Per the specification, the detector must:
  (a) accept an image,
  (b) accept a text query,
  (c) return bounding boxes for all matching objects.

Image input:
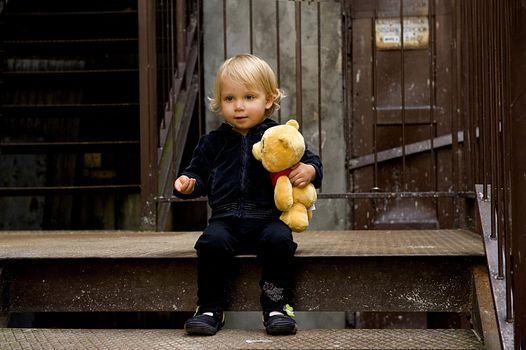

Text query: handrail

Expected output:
[153,0,202,231]
[464,1,521,348]
[155,191,476,203]
[476,184,512,350]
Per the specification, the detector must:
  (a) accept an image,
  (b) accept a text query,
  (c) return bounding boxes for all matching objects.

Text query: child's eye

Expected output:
[245,95,255,100]
[224,96,234,102]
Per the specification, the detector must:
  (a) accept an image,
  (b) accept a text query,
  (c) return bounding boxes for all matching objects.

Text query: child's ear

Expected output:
[265,96,274,110]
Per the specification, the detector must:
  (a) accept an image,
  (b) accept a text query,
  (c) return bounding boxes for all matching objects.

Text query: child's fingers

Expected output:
[289,163,314,187]
[174,178,183,192]
[288,163,302,179]
[175,176,195,194]
[187,178,196,191]
[289,171,306,188]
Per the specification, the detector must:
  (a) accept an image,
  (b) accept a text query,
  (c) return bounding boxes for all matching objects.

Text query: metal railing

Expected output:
[462,0,523,348]
[138,0,203,229]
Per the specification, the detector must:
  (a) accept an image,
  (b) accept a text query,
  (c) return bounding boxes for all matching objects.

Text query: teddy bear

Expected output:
[252,119,317,232]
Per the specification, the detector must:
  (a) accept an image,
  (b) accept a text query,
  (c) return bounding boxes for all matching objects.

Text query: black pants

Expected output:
[194,217,297,313]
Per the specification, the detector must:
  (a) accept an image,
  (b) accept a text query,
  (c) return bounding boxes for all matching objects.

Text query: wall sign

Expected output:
[375,17,429,50]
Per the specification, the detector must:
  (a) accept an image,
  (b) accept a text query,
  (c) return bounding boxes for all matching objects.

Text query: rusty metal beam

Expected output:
[349,131,465,170]
[472,265,502,350]
[156,191,475,203]
[138,0,158,230]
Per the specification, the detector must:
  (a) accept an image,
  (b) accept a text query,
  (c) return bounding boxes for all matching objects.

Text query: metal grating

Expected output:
[0,229,484,259]
[0,328,482,350]
[294,230,484,257]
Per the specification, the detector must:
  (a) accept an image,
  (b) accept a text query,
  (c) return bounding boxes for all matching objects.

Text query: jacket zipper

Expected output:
[238,135,250,216]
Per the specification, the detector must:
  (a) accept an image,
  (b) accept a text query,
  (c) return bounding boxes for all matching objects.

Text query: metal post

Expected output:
[138,0,158,230]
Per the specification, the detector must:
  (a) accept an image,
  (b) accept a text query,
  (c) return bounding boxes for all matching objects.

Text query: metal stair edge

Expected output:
[0,328,482,350]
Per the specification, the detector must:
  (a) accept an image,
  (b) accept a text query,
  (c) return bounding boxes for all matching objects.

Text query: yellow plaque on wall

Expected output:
[375,17,429,50]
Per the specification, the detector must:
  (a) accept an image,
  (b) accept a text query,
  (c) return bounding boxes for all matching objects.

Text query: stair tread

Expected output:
[0,328,482,349]
[0,229,484,259]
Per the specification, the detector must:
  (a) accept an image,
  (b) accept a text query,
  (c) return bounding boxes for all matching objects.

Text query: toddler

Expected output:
[174,54,323,336]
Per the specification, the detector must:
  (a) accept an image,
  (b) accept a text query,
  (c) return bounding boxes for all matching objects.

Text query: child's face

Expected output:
[220,77,273,135]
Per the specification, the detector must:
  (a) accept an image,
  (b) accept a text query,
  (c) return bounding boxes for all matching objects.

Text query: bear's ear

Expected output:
[286,119,299,130]
[252,141,263,160]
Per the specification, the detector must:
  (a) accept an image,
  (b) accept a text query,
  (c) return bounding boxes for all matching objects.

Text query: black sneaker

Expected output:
[263,305,297,335]
[184,309,225,336]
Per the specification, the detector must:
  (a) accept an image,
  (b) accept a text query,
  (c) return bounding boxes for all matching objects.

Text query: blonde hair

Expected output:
[209,54,284,117]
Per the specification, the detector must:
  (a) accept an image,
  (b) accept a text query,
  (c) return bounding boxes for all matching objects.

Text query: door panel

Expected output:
[346,0,460,229]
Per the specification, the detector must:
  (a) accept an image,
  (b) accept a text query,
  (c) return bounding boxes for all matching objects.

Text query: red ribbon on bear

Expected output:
[270,168,293,187]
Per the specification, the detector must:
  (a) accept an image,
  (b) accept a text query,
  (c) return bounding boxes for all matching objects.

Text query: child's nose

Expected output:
[234,100,244,110]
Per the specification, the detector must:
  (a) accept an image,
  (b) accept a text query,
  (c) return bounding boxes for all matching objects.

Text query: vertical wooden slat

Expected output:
[176,0,186,67]
[399,0,406,188]
[138,0,158,229]
[429,0,437,193]
[372,0,379,190]
[429,0,439,218]
[317,2,323,164]
[295,1,303,126]
[197,0,204,135]
[223,0,227,59]
[249,0,253,54]
[451,0,460,227]
[276,0,282,123]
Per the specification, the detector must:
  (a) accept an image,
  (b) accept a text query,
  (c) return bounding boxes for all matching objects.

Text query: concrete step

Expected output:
[0,328,482,349]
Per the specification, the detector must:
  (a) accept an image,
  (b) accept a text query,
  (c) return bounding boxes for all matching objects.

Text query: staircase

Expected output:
[0,0,141,229]
[0,1,499,349]
[0,229,491,349]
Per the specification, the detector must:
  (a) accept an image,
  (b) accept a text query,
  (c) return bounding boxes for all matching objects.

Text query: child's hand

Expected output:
[174,175,196,194]
[289,162,315,188]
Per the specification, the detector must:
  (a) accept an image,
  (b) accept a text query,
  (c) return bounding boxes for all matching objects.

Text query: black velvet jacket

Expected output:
[174,118,323,220]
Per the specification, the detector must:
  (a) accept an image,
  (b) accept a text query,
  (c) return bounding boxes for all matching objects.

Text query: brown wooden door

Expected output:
[345,0,465,229]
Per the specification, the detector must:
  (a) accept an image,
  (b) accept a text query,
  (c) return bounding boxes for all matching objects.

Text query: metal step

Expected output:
[0,229,484,259]
[0,230,485,314]
[0,328,482,349]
